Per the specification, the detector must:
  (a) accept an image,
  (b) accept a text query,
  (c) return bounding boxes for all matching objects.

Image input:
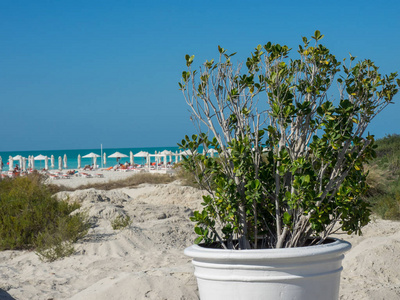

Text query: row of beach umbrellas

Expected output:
[1,154,67,172]
[0,149,218,172]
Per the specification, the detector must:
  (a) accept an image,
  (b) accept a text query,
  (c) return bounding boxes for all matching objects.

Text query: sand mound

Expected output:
[338,219,400,299]
[0,182,399,299]
[0,182,202,299]
[121,181,206,211]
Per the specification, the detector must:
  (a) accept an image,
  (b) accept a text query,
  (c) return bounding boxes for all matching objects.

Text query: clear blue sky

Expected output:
[1,0,399,151]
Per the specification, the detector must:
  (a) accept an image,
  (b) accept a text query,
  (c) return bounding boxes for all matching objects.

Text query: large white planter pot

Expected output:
[184,238,351,300]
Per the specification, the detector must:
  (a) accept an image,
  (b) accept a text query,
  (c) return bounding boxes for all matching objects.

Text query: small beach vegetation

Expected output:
[111,215,132,230]
[179,31,400,249]
[366,134,400,220]
[0,174,89,261]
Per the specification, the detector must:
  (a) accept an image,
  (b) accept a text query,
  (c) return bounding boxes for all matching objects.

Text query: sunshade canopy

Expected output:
[134,151,149,157]
[82,152,101,158]
[34,154,47,160]
[108,152,128,158]
[160,150,173,155]
[180,150,197,156]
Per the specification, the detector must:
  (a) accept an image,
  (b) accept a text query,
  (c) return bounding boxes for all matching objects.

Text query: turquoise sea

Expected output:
[0,146,182,171]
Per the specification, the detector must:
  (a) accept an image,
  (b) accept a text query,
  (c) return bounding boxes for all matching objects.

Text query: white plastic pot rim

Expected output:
[184,238,351,262]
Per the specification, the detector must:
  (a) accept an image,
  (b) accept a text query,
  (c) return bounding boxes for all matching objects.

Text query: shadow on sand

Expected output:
[0,289,16,300]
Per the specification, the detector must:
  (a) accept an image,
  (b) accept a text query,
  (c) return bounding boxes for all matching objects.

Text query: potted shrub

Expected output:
[178,31,399,300]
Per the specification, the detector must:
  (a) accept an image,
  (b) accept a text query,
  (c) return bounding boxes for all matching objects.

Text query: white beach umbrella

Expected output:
[103,152,106,166]
[207,148,218,157]
[134,151,150,165]
[130,151,134,165]
[27,156,31,170]
[44,156,48,170]
[160,150,173,155]
[21,157,26,171]
[51,155,55,169]
[34,154,46,160]
[82,152,101,158]
[108,152,128,163]
[31,155,35,170]
[180,149,197,156]
[175,151,179,163]
[9,156,13,171]
[63,154,67,169]
[82,152,100,167]
[58,156,62,171]
[160,150,173,165]
[0,156,2,172]
[77,154,81,169]
[134,151,150,157]
[93,156,97,169]
[34,154,46,169]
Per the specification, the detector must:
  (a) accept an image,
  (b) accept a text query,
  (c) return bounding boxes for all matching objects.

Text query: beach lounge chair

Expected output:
[49,174,60,180]
[79,172,92,178]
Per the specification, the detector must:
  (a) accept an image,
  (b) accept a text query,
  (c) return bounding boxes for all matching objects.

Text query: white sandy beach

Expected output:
[0,172,399,299]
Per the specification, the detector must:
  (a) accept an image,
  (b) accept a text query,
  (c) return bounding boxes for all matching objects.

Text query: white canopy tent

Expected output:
[14,155,23,169]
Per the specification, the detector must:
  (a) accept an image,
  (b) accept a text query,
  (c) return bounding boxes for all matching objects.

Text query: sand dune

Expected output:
[0,181,399,299]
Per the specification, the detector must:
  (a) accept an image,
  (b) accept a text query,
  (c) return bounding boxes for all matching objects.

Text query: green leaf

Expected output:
[283,212,291,225]
[194,226,202,235]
